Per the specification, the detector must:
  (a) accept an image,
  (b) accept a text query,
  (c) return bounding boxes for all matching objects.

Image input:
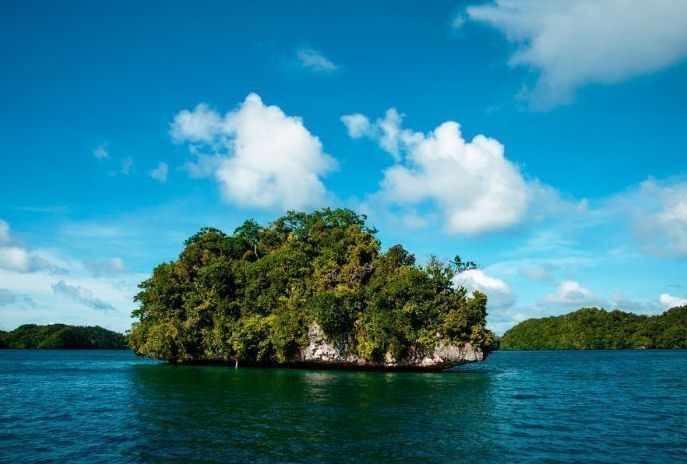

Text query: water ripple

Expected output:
[0,349,686,463]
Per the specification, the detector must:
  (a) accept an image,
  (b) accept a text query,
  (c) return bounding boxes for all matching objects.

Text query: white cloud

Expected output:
[341,113,373,139]
[659,293,687,309]
[609,292,687,314]
[538,280,607,311]
[0,289,34,309]
[0,221,67,274]
[295,48,338,73]
[451,14,466,29]
[150,162,169,183]
[609,293,661,314]
[0,247,31,272]
[342,109,409,160]
[121,156,133,175]
[172,93,336,210]
[183,153,223,179]
[83,258,125,277]
[51,280,115,312]
[0,220,10,247]
[171,103,222,144]
[610,178,687,258]
[519,265,552,281]
[489,256,598,279]
[93,145,109,160]
[0,220,9,243]
[468,0,687,108]
[634,180,687,257]
[0,246,61,274]
[343,108,569,234]
[455,269,515,308]
[0,220,146,331]
[489,290,686,335]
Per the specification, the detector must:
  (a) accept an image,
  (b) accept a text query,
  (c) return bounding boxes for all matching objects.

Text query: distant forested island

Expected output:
[500,306,687,350]
[129,208,495,369]
[0,324,127,349]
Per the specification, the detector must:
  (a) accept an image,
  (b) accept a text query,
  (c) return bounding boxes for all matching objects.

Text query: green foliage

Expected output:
[129,208,494,364]
[311,293,353,337]
[0,324,126,349]
[500,306,687,350]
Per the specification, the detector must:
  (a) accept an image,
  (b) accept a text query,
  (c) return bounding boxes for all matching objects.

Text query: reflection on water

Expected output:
[126,364,497,462]
[1,350,686,463]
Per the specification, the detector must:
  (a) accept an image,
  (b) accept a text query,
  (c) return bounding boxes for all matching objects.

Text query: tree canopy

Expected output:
[129,208,494,364]
[500,306,687,350]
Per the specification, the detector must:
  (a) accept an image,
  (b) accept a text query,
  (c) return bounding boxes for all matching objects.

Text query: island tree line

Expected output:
[500,306,687,350]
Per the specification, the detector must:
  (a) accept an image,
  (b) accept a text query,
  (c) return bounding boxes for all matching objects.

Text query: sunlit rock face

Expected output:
[298,324,485,371]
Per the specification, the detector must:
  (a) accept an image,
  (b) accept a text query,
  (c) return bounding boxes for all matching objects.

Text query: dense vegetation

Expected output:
[129,208,494,364]
[0,324,127,349]
[500,306,687,350]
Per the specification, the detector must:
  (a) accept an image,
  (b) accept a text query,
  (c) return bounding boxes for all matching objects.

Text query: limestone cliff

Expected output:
[296,324,485,371]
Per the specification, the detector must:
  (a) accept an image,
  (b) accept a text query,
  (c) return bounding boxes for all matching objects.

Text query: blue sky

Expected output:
[1,0,686,334]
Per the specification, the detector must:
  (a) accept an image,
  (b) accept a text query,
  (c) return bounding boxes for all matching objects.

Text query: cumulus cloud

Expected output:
[172,93,336,210]
[609,292,687,314]
[171,103,222,144]
[0,288,34,309]
[659,293,687,309]
[0,247,32,272]
[150,162,169,183]
[93,145,109,160]
[343,107,570,234]
[0,221,65,274]
[295,48,339,73]
[183,153,223,179]
[538,280,607,311]
[51,280,115,312]
[455,269,516,308]
[340,113,374,139]
[0,246,62,273]
[467,0,687,108]
[83,258,125,277]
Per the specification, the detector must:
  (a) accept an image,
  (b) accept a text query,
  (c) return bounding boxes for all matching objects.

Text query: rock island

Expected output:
[129,209,494,370]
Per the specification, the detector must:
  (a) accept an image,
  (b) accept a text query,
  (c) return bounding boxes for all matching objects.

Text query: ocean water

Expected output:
[0,350,685,463]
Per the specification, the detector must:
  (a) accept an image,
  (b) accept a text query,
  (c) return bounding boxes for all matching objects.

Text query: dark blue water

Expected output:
[0,350,685,463]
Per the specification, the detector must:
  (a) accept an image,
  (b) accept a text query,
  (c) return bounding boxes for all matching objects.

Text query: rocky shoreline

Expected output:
[176,323,487,371]
[299,323,485,371]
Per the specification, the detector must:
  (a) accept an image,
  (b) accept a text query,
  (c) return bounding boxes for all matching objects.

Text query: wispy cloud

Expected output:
[121,156,134,175]
[93,144,109,160]
[0,288,34,309]
[0,220,67,274]
[51,280,115,312]
[295,47,339,73]
[150,162,169,183]
[83,257,125,277]
[0,220,9,243]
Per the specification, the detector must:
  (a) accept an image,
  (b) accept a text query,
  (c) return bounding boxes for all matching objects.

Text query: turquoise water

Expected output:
[0,350,685,463]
